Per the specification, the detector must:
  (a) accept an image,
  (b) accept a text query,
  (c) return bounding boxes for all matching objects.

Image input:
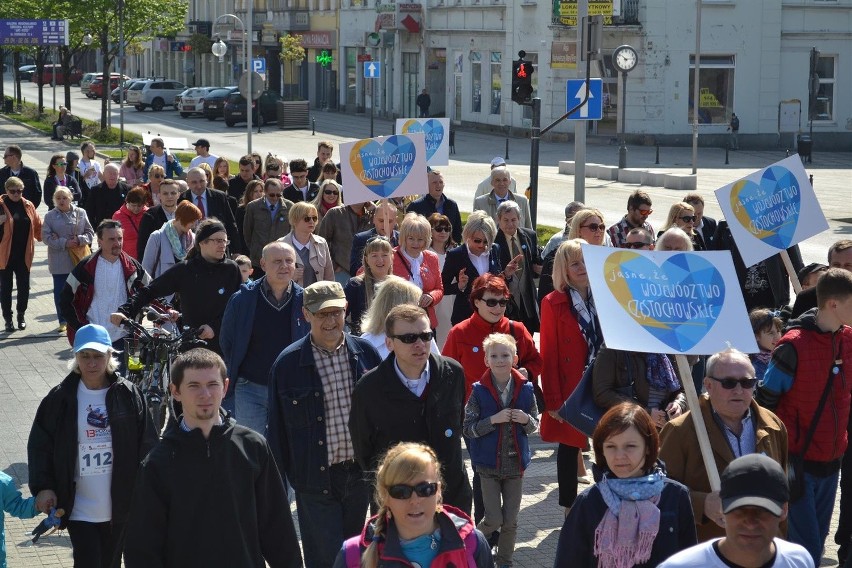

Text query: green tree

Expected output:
[278,34,305,100]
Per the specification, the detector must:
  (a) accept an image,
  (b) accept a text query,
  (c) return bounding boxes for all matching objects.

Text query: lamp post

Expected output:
[212,13,251,154]
[119,0,126,146]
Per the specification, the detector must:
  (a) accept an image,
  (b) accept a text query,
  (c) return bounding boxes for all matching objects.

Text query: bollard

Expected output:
[725,145,729,165]
[505,137,509,161]
[655,144,660,165]
[809,174,813,188]
[786,149,790,157]
[312,117,316,136]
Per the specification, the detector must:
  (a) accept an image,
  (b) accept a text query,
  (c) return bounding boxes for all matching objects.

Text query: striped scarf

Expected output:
[568,286,602,365]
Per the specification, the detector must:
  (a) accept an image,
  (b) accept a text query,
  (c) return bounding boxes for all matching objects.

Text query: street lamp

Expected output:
[83,33,92,46]
[212,13,251,154]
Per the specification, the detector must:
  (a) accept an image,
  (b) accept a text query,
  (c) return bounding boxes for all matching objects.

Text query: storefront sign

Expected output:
[553,0,616,26]
[295,31,337,49]
[551,42,577,69]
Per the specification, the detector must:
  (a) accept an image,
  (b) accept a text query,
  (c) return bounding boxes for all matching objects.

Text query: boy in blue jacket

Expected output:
[463,333,539,568]
[1,471,40,568]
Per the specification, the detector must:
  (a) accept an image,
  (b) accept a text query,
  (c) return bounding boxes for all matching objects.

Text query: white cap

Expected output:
[490,156,507,167]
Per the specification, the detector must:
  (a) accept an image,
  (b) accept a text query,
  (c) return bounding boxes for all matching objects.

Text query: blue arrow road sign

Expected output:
[252,58,266,74]
[364,61,381,79]
[566,79,603,121]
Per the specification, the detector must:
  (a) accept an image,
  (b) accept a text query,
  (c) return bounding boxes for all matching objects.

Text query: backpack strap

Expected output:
[343,535,362,568]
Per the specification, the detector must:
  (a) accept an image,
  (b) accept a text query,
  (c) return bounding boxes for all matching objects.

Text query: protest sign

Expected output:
[396,118,450,166]
[715,154,828,267]
[339,133,429,204]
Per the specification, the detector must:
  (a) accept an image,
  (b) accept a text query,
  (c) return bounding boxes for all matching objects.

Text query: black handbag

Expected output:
[788,360,839,502]
[557,352,635,438]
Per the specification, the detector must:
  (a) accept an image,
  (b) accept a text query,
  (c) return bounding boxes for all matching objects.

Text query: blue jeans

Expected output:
[235,377,268,437]
[788,469,840,566]
[295,461,370,568]
[52,273,68,324]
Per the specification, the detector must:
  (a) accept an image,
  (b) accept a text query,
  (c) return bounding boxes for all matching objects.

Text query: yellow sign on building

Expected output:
[554,0,614,26]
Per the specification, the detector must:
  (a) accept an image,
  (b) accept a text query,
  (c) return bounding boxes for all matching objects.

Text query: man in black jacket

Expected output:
[136,179,181,259]
[124,349,302,568]
[283,158,319,203]
[350,304,473,515]
[406,169,463,244]
[179,167,239,248]
[1,144,42,207]
[85,163,129,229]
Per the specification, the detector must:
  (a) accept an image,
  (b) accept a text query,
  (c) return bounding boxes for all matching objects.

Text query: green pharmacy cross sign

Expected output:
[317,50,333,67]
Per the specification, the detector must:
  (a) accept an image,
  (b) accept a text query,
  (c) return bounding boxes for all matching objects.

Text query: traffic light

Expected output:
[511,59,534,104]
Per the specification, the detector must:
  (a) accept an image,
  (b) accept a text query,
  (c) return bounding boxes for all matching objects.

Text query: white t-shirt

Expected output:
[86,256,128,342]
[79,159,102,189]
[190,154,218,169]
[659,538,814,568]
[70,382,113,522]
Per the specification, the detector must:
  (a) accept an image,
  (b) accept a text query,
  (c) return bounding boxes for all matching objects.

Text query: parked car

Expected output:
[89,74,131,99]
[177,87,217,118]
[203,86,238,121]
[17,65,37,80]
[223,90,283,127]
[127,79,186,111]
[110,79,140,104]
[80,72,99,96]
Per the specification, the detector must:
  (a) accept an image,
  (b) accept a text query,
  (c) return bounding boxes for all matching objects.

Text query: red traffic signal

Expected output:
[511,60,534,104]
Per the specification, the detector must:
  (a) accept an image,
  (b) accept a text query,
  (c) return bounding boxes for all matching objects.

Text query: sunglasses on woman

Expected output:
[56,161,67,167]
[390,331,434,344]
[303,215,319,223]
[267,165,280,171]
[432,226,450,233]
[679,215,697,223]
[387,481,439,500]
[323,189,339,196]
[482,298,509,307]
[708,376,757,390]
[581,223,606,232]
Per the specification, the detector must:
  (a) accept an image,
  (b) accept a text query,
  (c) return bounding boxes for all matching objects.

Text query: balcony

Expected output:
[551,0,640,27]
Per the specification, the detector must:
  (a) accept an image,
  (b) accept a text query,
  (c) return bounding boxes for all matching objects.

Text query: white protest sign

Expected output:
[395,118,450,166]
[714,154,829,267]
[339,134,429,204]
[583,245,758,355]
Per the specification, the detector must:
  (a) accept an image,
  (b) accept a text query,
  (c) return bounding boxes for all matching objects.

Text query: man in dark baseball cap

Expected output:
[660,454,813,568]
[190,138,218,170]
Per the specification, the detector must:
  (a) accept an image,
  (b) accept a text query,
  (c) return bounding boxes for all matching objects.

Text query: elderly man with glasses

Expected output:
[659,348,788,543]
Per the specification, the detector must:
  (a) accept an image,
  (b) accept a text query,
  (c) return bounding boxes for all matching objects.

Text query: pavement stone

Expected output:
[1,112,850,567]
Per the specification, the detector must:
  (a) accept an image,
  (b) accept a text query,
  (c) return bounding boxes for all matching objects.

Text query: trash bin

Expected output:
[3,97,13,114]
[797,135,812,162]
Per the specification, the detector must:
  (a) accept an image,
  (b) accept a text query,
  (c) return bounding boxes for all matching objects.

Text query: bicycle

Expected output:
[120,309,205,433]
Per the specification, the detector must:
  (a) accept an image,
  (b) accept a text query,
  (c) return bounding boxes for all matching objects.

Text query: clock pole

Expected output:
[619,70,628,169]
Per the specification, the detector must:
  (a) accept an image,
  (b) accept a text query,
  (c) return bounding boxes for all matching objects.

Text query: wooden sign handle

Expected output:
[779,250,803,295]
[674,354,721,491]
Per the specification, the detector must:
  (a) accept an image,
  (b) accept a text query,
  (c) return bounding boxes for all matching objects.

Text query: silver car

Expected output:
[80,72,98,96]
[127,79,187,111]
[177,87,217,118]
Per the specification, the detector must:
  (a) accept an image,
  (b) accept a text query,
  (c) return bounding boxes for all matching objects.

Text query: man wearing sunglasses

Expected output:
[624,227,655,250]
[0,144,42,207]
[659,348,787,543]
[607,190,655,249]
[268,281,382,568]
[350,304,473,516]
[242,178,293,273]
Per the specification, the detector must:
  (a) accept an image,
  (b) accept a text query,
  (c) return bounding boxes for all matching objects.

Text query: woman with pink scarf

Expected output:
[554,402,696,567]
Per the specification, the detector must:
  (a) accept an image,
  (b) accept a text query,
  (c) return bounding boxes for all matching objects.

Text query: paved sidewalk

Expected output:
[1,113,850,566]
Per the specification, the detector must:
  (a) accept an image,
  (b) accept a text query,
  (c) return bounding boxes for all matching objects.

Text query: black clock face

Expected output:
[614,46,637,72]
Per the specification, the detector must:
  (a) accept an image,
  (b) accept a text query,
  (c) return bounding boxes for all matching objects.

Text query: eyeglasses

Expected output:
[204,238,230,246]
[471,238,486,245]
[433,226,450,233]
[267,165,280,171]
[481,298,509,307]
[6,189,23,194]
[311,309,344,320]
[625,241,651,249]
[388,481,439,500]
[323,189,339,196]
[637,208,653,216]
[303,215,319,223]
[708,376,758,390]
[390,331,434,344]
[56,161,67,166]
[679,216,697,223]
[581,223,606,232]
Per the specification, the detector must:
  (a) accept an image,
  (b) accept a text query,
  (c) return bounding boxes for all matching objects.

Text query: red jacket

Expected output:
[112,203,148,260]
[443,312,543,403]
[539,289,588,448]
[392,247,444,328]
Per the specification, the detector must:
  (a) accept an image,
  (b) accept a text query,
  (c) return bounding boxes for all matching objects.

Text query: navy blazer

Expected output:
[406,194,463,244]
[179,188,239,248]
[267,334,382,494]
[441,243,504,325]
[349,228,399,276]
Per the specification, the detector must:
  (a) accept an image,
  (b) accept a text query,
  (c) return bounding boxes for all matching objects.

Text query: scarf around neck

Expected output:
[594,470,664,568]
[164,221,190,261]
[644,354,680,392]
[568,286,601,365]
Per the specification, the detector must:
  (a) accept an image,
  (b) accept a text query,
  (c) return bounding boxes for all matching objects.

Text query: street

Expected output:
[1,76,851,566]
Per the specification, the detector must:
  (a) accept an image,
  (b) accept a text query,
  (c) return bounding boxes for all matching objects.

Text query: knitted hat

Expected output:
[195,220,227,243]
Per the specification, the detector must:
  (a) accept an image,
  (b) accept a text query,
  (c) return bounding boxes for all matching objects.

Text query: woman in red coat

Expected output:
[443,273,542,403]
[393,212,444,329]
[111,187,149,260]
[540,238,603,514]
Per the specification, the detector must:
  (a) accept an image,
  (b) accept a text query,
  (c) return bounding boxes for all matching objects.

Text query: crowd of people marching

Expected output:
[0,138,851,568]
